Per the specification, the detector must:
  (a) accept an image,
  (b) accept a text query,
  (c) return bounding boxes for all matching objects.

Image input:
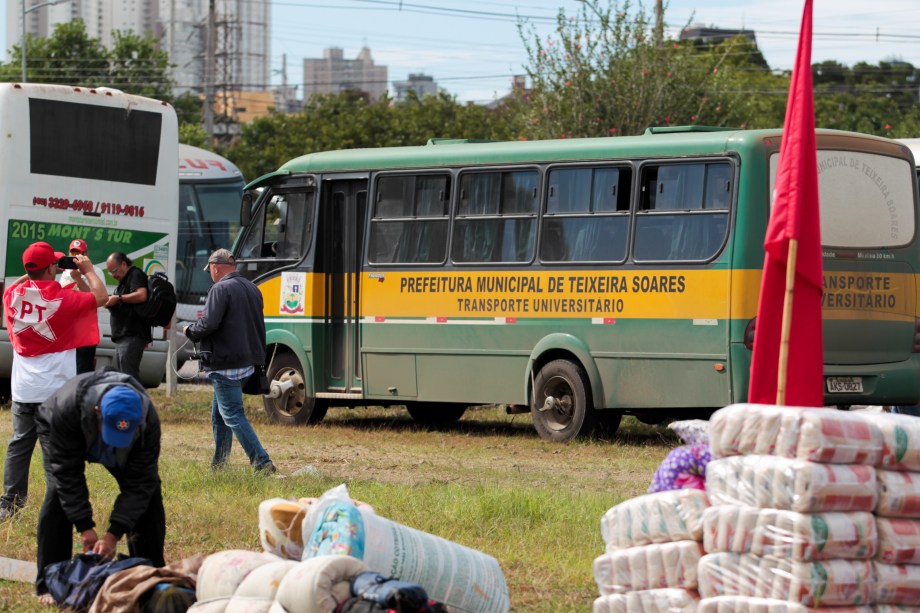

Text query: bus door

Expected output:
[318,178,368,393]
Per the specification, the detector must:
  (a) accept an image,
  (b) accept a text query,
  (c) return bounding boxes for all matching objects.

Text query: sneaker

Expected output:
[254,461,277,475]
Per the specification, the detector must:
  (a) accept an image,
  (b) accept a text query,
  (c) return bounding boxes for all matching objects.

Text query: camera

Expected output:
[57,256,78,269]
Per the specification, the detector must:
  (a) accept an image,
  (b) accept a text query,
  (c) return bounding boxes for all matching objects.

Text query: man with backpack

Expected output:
[34,369,165,603]
[104,252,151,381]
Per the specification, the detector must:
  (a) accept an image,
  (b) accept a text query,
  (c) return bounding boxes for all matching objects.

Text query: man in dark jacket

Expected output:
[34,369,165,599]
[104,252,151,380]
[184,248,275,473]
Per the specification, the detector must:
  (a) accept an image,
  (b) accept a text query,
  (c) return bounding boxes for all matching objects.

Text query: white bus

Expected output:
[0,83,179,391]
[175,144,245,363]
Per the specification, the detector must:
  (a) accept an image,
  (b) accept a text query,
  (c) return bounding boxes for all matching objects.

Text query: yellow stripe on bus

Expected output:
[257,269,917,322]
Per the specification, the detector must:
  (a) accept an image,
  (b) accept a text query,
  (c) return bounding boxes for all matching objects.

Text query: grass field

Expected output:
[0,384,677,612]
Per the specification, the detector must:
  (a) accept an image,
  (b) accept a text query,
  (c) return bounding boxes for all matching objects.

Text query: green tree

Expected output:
[0,20,174,97]
[518,0,741,139]
[0,20,107,84]
[226,90,519,179]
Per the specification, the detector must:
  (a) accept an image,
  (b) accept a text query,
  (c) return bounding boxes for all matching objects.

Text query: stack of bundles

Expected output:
[700,404,882,611]
[592,488,708,612]
[869,412,920,607]
[260,485,512,613]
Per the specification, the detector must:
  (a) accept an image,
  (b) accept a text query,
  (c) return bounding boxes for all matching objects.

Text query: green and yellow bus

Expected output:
[234,127,919,442]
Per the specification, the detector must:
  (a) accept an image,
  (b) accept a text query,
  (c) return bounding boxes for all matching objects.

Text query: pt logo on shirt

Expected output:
[9,281,63,341]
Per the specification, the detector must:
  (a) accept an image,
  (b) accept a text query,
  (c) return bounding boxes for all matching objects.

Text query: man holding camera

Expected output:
[0,242,107,521]
[59,239,107,374]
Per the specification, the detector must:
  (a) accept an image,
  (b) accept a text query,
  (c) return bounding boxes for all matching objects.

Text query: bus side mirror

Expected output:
[240,192,255,226]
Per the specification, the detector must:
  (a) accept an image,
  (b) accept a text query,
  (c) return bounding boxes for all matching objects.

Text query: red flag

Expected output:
[748,0,824,407]
[4,280,100,357]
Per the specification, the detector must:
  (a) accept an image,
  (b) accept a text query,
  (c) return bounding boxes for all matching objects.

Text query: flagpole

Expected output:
[776,238,798,405]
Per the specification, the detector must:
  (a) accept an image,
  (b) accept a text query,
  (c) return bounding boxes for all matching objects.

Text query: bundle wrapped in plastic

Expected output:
[698,553,873,607]
[592,540,704,595]
[706,455,878,513]
[697,596,871,612]
[702,505,877,561]
[868,412,920,472]
[709,405,882,465]
[592,588,700,613]
[601,489,709,550]
[877,518,920,564]
[301,484,510,613]
[874,562,920,605]
[260,497,376,561]
[877,470,920,518]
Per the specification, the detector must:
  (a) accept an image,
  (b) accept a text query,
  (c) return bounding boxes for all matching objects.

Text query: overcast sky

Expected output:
[2,0,918,103]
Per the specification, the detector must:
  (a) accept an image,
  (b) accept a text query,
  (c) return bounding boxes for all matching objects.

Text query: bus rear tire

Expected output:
[405,402,467,426]
[264,352,327,425]
[531,359,595,443]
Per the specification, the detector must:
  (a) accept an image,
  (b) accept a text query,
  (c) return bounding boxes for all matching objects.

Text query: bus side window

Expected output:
[369,174,450,265]
[635,161,731,262]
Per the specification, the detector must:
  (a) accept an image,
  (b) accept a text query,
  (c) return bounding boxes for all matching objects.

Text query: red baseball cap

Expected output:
[22,242,64,271]
[69,239,88,253]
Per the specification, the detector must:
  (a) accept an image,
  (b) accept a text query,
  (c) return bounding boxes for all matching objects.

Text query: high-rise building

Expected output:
[393,73,437,102]
[7,0,270,95]
[303,47,388,102]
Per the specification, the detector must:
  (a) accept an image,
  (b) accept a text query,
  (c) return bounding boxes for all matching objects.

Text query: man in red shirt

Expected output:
[0,242,107,521]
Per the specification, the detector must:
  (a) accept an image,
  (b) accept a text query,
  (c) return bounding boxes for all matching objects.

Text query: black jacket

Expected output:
[109,266,152,343]
[35,370,161,538]
[184,271,266,370]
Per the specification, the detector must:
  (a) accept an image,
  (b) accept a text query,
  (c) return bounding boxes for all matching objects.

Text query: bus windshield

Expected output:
[176,180,244,314]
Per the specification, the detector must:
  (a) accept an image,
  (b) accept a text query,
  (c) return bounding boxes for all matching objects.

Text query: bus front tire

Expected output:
[531,359,595,443]
[263,353,327,425]
[405,402,467,426]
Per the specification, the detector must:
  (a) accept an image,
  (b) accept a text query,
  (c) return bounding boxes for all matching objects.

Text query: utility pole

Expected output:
[654,0,664,47]
[203,0,215,138]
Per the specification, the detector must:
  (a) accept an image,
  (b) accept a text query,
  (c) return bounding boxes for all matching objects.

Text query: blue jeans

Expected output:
[1,402,41,510]
[893,405,920,417]
[209,373,271,469]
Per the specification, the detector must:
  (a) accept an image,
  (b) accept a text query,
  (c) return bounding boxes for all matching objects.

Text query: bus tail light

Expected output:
[913,317,920,353]
[744,318,756,350]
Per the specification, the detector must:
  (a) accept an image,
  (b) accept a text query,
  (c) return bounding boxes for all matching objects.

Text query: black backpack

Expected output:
[133,272,177,327]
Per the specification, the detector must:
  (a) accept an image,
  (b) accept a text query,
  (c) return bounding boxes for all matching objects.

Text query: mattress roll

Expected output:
[877,518,920,564]
[594,541,704,595]
[874,562,920,605]
[591,589,700,613]
[232,560,299,601]
[196,550,284,602]
[274,555,369,613]
[877,469,920,517]
[601,488,709,550]
[706,456,878,513]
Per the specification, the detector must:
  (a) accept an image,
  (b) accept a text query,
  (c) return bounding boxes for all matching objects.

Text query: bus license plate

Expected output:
[826,376,864,393]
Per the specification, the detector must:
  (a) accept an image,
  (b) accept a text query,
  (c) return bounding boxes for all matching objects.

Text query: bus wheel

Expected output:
[405,403,467,426]
[531,359,595,443]
[264,353,327,425]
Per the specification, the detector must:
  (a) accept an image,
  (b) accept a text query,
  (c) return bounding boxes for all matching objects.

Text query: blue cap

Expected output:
[100,386,143,448]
